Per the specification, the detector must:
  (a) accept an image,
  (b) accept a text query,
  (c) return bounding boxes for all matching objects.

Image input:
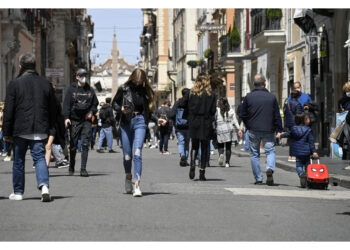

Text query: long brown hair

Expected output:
[124,68,156,111]
[219,97,230,118]
[190,74,212,97]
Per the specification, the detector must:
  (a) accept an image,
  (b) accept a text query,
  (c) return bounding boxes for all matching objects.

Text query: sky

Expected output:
[87,9,143,66]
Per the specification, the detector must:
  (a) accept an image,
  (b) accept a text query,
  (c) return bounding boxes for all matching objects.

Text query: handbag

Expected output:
[330,121,345,143]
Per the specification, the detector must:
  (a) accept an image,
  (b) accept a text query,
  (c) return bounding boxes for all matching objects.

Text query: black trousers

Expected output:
[159,126,169,151]
[218,141,232,164]
[191,139,209,169]
[70,120,92,170]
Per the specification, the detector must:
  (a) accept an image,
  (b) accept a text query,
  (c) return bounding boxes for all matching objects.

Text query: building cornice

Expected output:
[286,40,306,53]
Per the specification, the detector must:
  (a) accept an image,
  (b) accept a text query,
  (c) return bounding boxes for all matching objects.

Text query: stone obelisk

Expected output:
[111,31,119,98]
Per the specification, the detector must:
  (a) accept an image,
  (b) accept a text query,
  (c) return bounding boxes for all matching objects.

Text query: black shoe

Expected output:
[96,149,104,153]
[189,165,195,179]
[109,149,117,153]
[199,169,206,181]
[69,168,74,176]
[189,149,198,179]
[300,172,307,188]
[80,169,89,177]
[180,155,187,167]
[266,169,274,186]
[56,161,69,169]
[254,180,263,185]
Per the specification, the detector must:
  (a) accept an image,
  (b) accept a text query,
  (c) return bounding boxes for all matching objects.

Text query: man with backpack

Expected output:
[156,100,173,154]
[62,68,99,177]
[97,97,116,153]
[171,88,190,166]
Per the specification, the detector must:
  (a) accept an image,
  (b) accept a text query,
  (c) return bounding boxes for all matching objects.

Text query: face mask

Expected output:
[79,77,86,84]
[295,88,301,92]
[346,92,350,97]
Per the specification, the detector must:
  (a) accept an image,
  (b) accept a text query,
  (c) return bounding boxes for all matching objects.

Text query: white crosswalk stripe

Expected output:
[225,188,350,200]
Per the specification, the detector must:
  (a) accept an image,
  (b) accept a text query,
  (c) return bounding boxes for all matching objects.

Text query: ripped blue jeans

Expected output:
[120,115,146,181]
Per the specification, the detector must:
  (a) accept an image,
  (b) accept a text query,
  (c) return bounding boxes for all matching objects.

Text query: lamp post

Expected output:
[145,32,152,71]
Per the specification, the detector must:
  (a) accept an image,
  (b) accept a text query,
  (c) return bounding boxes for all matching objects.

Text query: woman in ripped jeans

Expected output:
[112,69,156,197]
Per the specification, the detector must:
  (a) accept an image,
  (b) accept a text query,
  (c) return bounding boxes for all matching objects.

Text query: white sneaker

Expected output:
[163,151,170,155]
[150,145,157,149]
[125,176,133,194]
[218,154,224,166]
[133,184,142,197]
[9,193,23,200]
[41,185,51,202]
[1,152,7,157]
[225,163,230,168]
[4,156,12,162]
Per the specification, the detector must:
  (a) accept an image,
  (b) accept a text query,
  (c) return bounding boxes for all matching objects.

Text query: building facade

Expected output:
[0,9,94,103]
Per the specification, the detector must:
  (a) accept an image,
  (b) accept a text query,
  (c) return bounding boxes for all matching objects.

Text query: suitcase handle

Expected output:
[310,157,320,164]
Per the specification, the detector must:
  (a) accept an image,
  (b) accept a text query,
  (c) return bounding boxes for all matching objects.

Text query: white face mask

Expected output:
[295,88,301,92]
[346,92,350,97]
[79,77,86,84]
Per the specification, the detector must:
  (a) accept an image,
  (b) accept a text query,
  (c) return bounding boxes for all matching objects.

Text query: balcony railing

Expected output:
[219,34,241,58]
[251,9,282,37]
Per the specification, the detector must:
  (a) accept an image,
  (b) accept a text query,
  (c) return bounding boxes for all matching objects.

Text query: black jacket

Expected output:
[3,70,57,137]
[99,104,115,128]
[188,91,217,140]
[62,82,98,122]
[50,95,66,148]
[240,87,283,133]
[156,106,172,125]
[112,83,156,125]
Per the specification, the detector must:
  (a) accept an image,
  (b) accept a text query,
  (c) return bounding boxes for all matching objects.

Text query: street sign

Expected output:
[45,68,64,77]
[196,24,226,31]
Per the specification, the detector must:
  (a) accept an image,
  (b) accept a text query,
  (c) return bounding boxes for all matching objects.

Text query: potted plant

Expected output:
[228,25,241,52]
[197,57,204,66]
[187,60,197,68]
[204,48,213,58]
[266,9,282,30]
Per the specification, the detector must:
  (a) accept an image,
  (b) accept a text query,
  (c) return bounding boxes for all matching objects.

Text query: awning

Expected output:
[293,8,316,34]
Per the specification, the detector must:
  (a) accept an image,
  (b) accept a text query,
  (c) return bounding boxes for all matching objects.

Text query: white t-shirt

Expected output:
[19,134,48,141]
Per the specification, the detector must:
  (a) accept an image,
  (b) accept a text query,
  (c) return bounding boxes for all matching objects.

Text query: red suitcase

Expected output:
[306,158,329,189]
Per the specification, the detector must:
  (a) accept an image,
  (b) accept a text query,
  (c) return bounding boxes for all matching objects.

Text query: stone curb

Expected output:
[231,149,350,190]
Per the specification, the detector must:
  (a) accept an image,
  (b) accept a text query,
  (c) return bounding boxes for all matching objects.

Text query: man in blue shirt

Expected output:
[287,81,312,108]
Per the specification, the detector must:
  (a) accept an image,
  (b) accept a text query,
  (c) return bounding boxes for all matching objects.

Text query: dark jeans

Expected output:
[191,139,209,169]
[70,120,92,170]
[12,137,49,194]
[296,156,310,176]
[159,127,169,152]
[218,141,232,164]
[91,126,98,148]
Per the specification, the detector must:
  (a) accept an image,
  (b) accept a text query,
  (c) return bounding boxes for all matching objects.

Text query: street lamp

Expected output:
[144,33,152,71]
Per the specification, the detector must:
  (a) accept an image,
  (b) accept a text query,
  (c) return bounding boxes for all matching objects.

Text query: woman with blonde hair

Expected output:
[112,68,156,197]
[188,74,217,180]
[338,81,350,112]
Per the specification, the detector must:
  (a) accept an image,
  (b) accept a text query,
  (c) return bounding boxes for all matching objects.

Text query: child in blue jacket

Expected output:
[277,107,318,188]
